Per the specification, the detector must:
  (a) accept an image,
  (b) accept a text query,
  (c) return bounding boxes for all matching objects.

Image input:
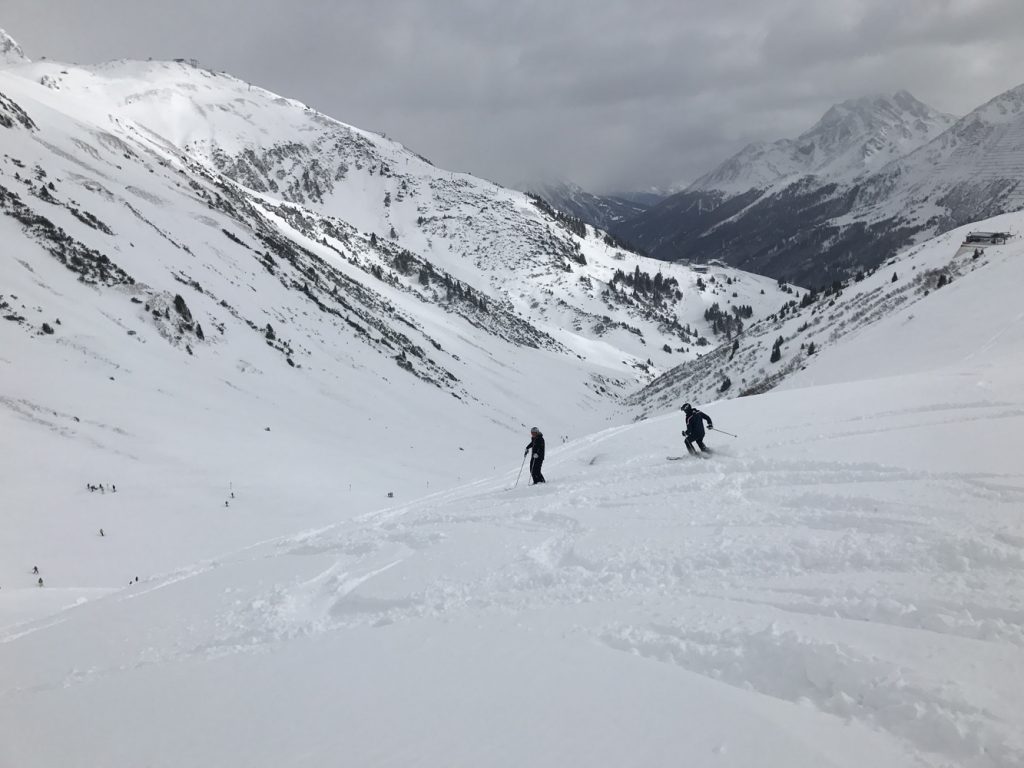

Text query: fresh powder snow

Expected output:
[2,225,1022,766]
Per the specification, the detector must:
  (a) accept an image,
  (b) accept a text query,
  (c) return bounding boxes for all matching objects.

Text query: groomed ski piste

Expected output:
[2,212,1023,766]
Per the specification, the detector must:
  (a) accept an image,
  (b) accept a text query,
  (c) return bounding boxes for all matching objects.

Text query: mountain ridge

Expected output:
[687,91,957,196]
[614,85,1024,285]
[0,36,795,482]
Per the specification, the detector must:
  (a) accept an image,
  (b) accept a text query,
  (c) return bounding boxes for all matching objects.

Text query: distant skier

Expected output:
[681,403,713,455]
[524,427,546,484]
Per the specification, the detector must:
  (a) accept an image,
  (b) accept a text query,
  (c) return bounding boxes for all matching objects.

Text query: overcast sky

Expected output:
[6,0,1024,192]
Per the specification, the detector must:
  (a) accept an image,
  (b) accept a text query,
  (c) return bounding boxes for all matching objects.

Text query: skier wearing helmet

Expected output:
[681,403,713,455]
[523,427,546,484]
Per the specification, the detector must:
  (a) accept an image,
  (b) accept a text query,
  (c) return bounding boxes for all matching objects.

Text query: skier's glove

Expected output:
[708,424,714,430]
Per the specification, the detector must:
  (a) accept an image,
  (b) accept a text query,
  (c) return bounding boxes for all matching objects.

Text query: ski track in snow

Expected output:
[601,620,1024,766]
[2,388,1021,766]
[58,441,1011,765]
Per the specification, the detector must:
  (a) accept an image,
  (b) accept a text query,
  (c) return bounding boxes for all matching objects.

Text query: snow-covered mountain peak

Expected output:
[803,90,953,148]
[0,28,29,67]
[688,91,956,197]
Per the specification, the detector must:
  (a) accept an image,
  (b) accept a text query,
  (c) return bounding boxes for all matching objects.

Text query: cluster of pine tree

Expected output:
[610,267,680,303]
[703,302,751,338]
[526,193,587,238]
[602,232,646,256]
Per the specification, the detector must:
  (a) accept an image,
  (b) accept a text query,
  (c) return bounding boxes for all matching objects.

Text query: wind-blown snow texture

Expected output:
[2,37,1023,768]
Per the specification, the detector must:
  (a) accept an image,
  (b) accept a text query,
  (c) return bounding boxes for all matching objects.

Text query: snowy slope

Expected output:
[0,32,792,611]
[629,210,1022,413]
[0,40,791,389]
[1,32,1023,768]
[1,224,1022,767]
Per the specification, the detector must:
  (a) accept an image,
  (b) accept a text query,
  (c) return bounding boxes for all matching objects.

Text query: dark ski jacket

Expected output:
[525,432,545,461]
[685,409,713,439]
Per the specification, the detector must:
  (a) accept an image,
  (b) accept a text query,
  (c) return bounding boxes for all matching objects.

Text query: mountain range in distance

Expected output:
[533,87,1024,287]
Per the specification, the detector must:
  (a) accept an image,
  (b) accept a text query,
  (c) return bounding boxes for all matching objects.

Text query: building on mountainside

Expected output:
[963,231,1009,246]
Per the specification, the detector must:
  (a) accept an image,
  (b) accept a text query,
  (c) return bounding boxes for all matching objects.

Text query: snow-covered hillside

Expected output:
[2,31,1023,768]
[629,211,1021,412]
[2,219,1022,768]
[0,31,789,608]
[0,35,790,406]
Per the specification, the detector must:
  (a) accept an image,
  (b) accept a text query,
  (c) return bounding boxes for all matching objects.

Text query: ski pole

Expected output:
[513,453,528,488]
[711,427,737,438]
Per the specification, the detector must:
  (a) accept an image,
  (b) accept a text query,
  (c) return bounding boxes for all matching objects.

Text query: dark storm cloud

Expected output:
[6,0,1024,192]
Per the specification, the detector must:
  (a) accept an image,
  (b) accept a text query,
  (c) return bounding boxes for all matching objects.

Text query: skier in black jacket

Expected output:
[681,403,713,455]
[524,427,546,484]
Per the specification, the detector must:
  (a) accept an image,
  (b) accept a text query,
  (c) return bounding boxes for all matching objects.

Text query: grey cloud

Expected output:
[6,0,1024,191]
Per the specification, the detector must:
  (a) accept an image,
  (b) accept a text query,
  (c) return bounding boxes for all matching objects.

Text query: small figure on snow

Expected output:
[32,566,39,575]
[681,403,713,455]
[37,577,44,587]
[524,427,546,484]
[99,528,105,537]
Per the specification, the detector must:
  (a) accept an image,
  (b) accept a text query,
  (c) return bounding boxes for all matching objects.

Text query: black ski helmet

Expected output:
[681,403,692,412]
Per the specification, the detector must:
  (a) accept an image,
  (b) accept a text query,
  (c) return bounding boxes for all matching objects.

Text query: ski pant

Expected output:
[530,457,546,484]
[685,435,707,453]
